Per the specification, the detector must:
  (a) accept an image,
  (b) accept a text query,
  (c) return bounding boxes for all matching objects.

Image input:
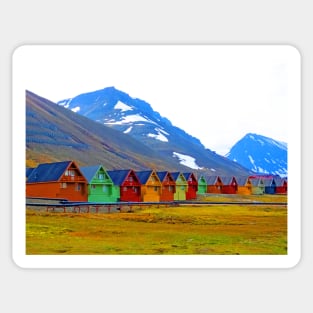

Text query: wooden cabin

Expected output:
[156,171,176,202]
[220,176,238,194]
[171,172,188,201]
[263,177,276,194]
[136,170,162,202]
[80,165,118,203]
[236,176,252,195]
[274,177,288,194]
[206,176,223,194]
[197,175,207,195]
[107,169,141,202]
[26,160,88,201]
[250,178,265,195]
[183,172,198,200]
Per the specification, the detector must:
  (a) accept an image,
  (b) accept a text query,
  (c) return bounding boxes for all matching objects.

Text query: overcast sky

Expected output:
[15,45,300,155]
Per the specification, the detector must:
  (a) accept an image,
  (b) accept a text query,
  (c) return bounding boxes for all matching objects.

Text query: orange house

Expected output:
[136,170,162,202]
[157,171,176,202]
[26,160,88,201]
[206,176,223,193]
[236,176,252,195]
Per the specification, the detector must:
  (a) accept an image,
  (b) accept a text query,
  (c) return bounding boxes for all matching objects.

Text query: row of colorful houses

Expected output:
[26,160,287,203]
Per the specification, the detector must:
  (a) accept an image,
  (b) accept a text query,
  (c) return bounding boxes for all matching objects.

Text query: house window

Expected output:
[103,185,108,193]
[65,170,75,177]
[76,183,81,191]
[91,185,96,189]
[98,173,104,180]
[60,182,67,189]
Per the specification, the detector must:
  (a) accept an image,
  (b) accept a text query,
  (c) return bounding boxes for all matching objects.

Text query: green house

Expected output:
[250,178,265,195]
[171,172,188,201]
[80,165,119,202]
[197,175,207,195]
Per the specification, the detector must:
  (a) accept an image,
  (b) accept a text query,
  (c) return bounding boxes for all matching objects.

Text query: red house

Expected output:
[157,171,176,202]
[274,177,288,194]
[26,160,88,201]
[220,176,238,194]
[107,169,141,202]
[183,172,198,200]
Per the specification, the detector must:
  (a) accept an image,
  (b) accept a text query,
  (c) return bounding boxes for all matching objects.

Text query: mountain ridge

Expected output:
[26,90,187,171]
[225,133,287,176]
[57,86,251,176]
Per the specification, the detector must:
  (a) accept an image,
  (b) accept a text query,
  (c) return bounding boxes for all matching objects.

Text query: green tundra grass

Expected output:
[26,196,287,255]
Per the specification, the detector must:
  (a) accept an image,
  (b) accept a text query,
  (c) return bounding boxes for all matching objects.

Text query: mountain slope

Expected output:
[57,86,251,176]
[225,133,287,176]
[26,90,189,171]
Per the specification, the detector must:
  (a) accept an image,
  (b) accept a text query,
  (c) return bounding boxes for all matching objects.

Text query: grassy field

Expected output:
[26,196,287,255]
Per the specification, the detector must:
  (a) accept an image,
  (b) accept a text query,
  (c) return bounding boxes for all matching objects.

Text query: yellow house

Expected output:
[136,170,162,202]
[236,176,252,195]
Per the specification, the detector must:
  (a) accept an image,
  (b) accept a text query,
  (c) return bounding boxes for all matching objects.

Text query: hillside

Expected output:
[26,90,188,171]
[225,133,287,176]
[57,86,251,176]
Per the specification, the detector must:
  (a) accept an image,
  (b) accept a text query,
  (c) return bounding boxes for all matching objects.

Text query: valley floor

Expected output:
[26,196,287,255]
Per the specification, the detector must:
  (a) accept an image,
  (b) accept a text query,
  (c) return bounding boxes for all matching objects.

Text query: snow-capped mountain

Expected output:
[225,133,287,176]
[57,86,250,175]
[58,86,202,147]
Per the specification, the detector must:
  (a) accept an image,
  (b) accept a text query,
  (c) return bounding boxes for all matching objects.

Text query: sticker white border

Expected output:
[12,45,301,269]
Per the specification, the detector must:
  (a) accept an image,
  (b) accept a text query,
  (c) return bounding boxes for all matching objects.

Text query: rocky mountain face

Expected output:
[26,90,185,171]
[57,86,250,176]
[225,133,287,176]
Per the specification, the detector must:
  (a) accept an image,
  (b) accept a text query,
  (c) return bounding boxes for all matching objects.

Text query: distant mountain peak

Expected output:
[226,133,287,176]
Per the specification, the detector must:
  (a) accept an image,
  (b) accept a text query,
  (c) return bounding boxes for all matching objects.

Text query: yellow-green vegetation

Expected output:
[26,201,287,255]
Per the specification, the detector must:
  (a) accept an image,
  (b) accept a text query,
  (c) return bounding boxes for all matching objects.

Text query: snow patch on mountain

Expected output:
[123,126,133,134]
[71,106,80,113]
[147,133,168,142]
[114,101,133,112]
[104,114,155,125]
[173,152,202,170]
[147,128,169,142]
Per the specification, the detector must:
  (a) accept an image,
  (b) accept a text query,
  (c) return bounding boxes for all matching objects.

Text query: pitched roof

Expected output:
[156,171,170,182]
[80,165,103,183]
[263,178,276,187]
[26,167,35,178]
[206,176,221,185]
[183,172,194,179]
[136,170,153,184]
[250,178,264,187]
[236,176,250,186]
[27,161,73,183]
[220,176,237,185]
[170,172,187,184]
[107,169,139,185]
[170,172,181,181]
[274,177,287,186]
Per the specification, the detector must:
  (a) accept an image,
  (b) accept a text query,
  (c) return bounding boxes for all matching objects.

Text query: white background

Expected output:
[1,1,312,312]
